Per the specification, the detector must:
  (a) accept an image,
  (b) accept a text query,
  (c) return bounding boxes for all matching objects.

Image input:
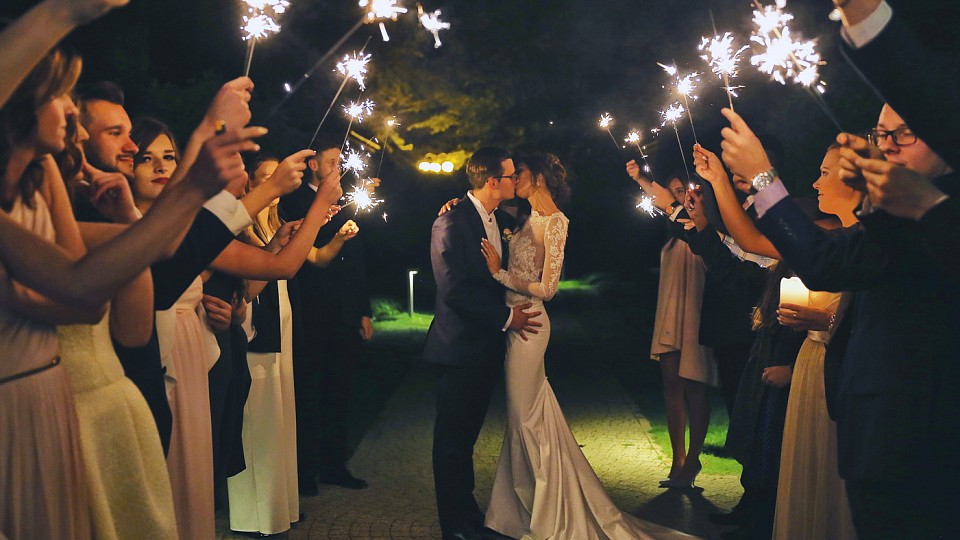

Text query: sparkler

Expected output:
[659,103,693,183]
[360,0,408,41]
[636,195,667,218]
[343,180,384,212]
[658,62,700,144]
[337,51,372,91]
[624,130,655,178]
[597,113,622,151]
[748,0,842,130]
[241,0,289,77]
[418,4,451,48]
[343,99,375,123]
[699,32,749,110]
[341,145,370,177]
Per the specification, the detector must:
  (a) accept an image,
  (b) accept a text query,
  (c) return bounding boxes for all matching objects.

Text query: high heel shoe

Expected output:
[661,459,701,489]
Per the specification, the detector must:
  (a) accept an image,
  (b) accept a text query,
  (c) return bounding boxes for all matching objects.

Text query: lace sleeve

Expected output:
[493,214,568,301]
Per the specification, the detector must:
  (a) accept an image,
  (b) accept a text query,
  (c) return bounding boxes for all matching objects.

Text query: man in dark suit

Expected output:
[280,138,374,493]
[423,147,541,540]
[719,105,959,538]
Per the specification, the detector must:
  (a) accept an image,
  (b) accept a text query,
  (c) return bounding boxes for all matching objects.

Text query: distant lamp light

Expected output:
[418,161,432,172]
[283,82,292,93]
[429,162,442,173]
[441,161,454,173]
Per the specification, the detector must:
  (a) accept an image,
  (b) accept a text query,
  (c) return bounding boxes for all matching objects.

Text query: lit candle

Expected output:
[779,276,809,306]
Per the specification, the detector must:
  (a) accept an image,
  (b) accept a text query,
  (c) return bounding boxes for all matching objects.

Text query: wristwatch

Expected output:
[751,168,778,192]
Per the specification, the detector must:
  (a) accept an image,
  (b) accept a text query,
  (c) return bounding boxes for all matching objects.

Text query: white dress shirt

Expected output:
[465,191,512,331]
[203,190,254,235]
[840,1,893,49]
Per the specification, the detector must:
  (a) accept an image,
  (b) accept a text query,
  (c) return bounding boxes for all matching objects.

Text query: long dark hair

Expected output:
[130,117,181,165]
[0,47,82,210]
[752,261,792,331]
[517,153,571,209]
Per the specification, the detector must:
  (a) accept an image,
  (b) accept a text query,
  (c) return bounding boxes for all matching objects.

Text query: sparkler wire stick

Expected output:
[243,40,257,78]
[673,125,692,183]
[598,114,622,151]
[266,18,366,120]
[306,36,373,149]
[709,10,736,111]
[749,0,843,131]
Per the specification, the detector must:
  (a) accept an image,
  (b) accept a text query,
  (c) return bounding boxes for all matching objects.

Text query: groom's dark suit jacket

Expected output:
[756,175,960,483]
[423,199,514,367]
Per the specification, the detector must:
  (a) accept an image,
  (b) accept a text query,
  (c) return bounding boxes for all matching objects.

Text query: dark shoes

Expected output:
[317,469,369,489]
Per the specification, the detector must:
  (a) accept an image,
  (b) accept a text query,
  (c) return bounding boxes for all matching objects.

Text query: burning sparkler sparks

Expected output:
[344,181,384,212]
[418,4,451,48]
[336,51,372,91]
[341,146,370,177]
[637,195,666,218]
[343,99,375,123]
[699,32,749,109]
[624,130,654,175]
[658,62,700,143]
[659,102,693,183]
[360,0,408,41]
[597,113,622,151]
[749,0,825,92]
[241,0,289,76]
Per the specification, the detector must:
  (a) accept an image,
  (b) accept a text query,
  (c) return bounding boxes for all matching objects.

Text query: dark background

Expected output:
[5,0,957,304]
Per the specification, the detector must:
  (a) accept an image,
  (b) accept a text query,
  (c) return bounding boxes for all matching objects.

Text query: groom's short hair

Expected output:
[466,147,512,190]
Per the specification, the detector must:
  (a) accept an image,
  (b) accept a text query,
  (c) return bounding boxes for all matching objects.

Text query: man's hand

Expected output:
[625,160,646,183]
[202,294,232,333]
[508,302,543,341]
[202,77,254,136]
[80,162,139,223]
[437,198,460,217]
[267,149,315,197]
[855,158,948,220]
[683,190,710,231]
[359,316,374,341]
[231,296,247,326]
[479,238,501,275]
[836,132,883,192]
[720,108,773,181]
[761,365,793,388]
[316,167,344,206]
[184,126,266,198]
[336,220,360,241]
[693,144,730,186]
[777,303,833,331]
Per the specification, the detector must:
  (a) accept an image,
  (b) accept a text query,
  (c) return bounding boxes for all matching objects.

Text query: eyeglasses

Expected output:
[495,174,519,181]
[868,127,918,147]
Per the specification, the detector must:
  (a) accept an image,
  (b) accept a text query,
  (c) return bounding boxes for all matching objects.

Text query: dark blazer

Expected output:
[422,199,514,367]
[279,182,372,328]
[841,16,960,278]
[248,280,282,353]
[756,180,960,482]
[685,224,766,347]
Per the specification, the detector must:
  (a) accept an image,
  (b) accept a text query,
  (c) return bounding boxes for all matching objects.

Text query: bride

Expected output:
[479,154,694,540]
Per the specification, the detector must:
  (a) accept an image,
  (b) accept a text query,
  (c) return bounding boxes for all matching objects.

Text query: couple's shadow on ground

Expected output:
[630,487,724,539]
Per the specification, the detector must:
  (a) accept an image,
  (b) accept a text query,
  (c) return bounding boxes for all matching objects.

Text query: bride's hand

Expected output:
[480,238,500,275]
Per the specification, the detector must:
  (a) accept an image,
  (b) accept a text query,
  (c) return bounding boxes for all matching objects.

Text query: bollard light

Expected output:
[408,270,419,318]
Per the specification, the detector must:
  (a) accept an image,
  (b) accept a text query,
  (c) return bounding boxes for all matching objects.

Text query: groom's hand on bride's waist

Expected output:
[509,303,543,341]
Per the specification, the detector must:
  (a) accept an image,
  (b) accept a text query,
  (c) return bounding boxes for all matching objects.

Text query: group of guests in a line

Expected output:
[0,1,377,539]
[631,1,960,539]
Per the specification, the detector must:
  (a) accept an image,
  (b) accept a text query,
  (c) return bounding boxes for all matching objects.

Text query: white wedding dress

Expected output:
[484,210,696,540]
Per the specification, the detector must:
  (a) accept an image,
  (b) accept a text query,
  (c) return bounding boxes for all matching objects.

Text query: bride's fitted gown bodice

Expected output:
[485,211,693,540]
[58,312,177,540]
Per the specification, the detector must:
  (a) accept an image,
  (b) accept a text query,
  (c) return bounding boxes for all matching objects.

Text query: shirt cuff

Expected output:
[502,309,513,332]
[668,204,684,222]
[840,1,893,49]
[752,179,791,219]
[202,190,253,235]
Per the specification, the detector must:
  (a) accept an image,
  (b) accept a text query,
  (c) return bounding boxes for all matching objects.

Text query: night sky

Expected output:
[4,0,958,302]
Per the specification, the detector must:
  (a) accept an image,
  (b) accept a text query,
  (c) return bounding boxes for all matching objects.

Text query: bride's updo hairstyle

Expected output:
[519,153,570,209]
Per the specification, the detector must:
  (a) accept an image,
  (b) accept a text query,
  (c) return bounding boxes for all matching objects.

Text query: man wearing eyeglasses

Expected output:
[718,97,959,538]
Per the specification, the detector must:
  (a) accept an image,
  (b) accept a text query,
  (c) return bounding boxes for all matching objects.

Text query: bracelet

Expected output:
[827,312,837,331]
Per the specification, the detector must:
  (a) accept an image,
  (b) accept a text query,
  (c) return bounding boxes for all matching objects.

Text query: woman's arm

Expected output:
[694,144,781,259]
[306,220,358,268]
[482,216,569,301]
[625,160,676,211]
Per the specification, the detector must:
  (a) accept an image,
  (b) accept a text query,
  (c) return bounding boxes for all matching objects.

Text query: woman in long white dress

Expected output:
[479,154,694,540]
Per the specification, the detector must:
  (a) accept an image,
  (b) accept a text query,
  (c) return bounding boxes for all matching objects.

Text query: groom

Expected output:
[424,147,541,540]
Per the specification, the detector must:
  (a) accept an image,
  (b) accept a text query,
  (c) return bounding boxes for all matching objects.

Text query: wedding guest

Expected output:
[720,104,959,539]
[280,138,374,494]
[127,119,340,540]
[625,163,716,489]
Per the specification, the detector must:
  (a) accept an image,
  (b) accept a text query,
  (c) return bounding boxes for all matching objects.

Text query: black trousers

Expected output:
[712,343,752,416]
[295,322,362,481]
[846,478,959,539]
[432,362,500,532]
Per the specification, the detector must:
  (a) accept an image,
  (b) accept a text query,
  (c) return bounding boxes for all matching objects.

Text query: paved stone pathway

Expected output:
[217,293,742,539]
